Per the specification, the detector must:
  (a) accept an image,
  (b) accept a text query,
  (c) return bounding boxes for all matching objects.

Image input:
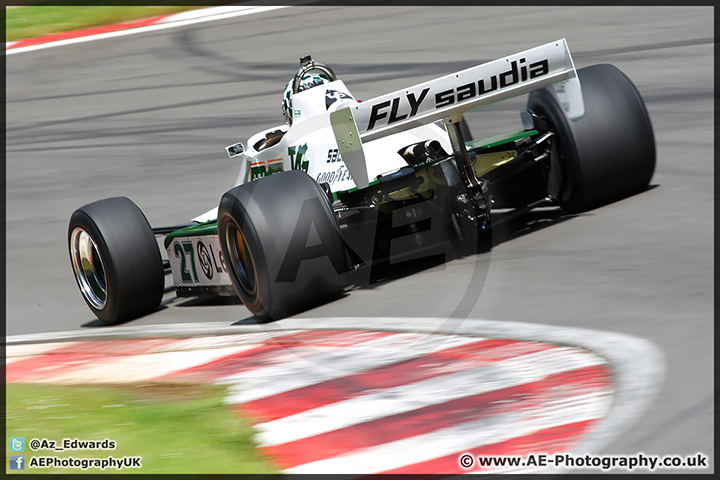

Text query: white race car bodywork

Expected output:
[234,81,454,193]
[193,38,583,227]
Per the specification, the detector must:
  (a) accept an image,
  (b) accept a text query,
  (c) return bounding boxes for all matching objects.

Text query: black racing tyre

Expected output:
[68,197,164,325]
[218,170,349,321]
[527,64,656,213]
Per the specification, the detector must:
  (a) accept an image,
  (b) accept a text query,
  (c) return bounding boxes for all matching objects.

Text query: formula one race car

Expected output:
[68,39,655,324]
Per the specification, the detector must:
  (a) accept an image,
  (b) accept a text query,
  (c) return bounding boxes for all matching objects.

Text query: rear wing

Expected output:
[355,38,582,142]
[331,38,583,188]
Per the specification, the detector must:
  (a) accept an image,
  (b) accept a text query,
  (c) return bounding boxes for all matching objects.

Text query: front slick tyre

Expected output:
[68,197,164,325]
[218,170,349,322]
[527,64,656,213]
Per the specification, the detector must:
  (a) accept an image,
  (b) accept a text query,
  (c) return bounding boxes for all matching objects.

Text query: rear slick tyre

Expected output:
[527,64,656,213]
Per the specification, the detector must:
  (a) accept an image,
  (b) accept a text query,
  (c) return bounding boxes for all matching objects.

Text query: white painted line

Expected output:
[254,347,607,447]
[154,6,263,23]
[6,5,291,56]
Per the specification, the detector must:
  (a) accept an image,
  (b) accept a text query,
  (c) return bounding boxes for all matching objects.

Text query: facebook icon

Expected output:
[10,455,25,470]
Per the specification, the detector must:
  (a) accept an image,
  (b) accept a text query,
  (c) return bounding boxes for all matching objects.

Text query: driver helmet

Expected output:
[281,73,331,125]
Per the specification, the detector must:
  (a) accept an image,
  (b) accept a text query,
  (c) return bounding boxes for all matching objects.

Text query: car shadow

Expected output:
[174,295,243,307]
[353,204,581,292]
[232,316,270,326]
[358,182,659,291]
[489,205,581,247]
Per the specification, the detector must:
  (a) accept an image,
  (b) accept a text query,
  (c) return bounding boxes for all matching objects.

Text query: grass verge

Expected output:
[6,3,217,41]
[6,382,279,474]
